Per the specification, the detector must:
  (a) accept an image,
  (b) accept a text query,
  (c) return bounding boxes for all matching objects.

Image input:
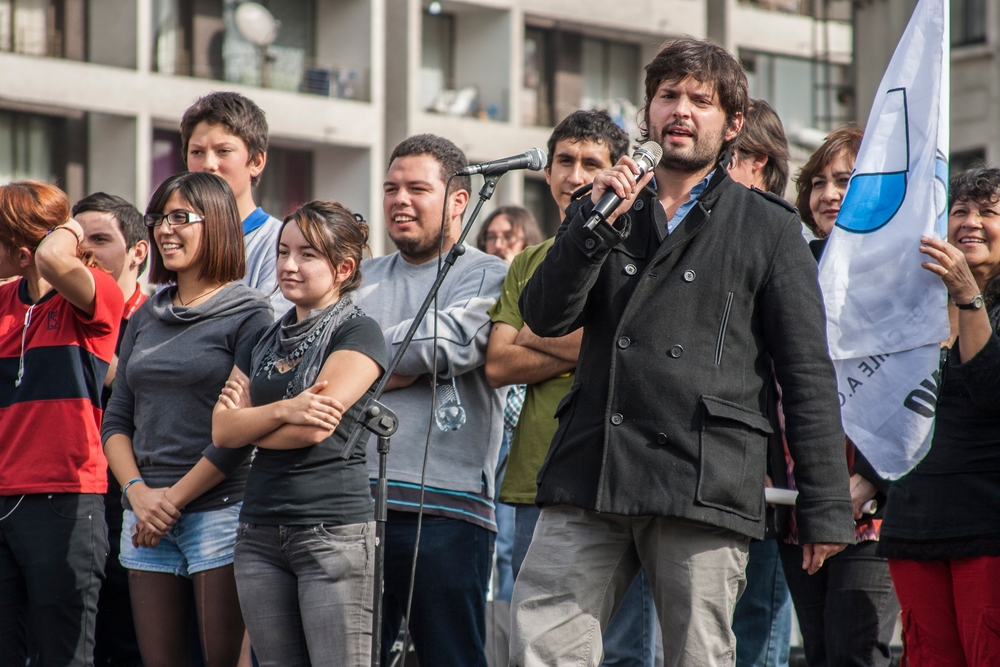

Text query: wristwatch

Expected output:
[953,294,984,310]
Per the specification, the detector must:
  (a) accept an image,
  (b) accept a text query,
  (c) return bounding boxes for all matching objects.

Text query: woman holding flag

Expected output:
[879,167,1000,665]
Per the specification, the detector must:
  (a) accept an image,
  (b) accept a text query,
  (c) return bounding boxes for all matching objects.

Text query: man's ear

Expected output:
[248,150,267,179]
[448,187,471,225]
[724,112,744,143]
[128,240,149,272]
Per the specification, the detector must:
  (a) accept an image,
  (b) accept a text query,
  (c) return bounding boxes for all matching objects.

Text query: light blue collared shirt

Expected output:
[665,169,716,235]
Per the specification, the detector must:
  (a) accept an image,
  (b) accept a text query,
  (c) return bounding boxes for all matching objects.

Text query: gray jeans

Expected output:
[234,521,375,667]
[510,505,749,667]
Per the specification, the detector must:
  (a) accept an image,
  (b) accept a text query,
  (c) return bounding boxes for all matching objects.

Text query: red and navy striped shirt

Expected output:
[0,268,122,495]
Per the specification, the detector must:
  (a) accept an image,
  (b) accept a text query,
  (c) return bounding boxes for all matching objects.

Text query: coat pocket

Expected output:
[695,395,772,520]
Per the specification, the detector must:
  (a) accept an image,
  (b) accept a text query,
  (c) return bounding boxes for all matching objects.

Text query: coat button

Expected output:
[683,269,696,282]
[656,433,668,445]
[617,336,631,349]
[669,345,683,358]
[610,413,623,425]
[633,199,644,211]
[585,238,596,250]
[623,264,637,275]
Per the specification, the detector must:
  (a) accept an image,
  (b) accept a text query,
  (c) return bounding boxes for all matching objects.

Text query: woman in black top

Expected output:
[879,167,1000,665]
[212,201,386,666]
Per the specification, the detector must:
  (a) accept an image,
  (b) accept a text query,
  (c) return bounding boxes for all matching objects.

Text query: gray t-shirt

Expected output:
[354,247,508,498]
[102,283,273,512]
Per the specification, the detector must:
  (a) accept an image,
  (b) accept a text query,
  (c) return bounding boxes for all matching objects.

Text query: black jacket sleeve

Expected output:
[520,197,629,337]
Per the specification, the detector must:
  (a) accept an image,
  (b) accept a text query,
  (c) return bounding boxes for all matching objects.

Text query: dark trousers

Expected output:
[380,510,494,667]
[0,493,108,667]
[778,540,898,667]
[94,479,143,667]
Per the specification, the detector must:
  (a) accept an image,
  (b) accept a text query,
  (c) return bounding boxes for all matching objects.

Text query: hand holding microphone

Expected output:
[586,141,663,230]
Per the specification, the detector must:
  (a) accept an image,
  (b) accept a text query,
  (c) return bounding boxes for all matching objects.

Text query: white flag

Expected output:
[817,0,949,480]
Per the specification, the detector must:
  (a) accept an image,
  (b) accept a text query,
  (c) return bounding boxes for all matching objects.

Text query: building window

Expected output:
[523,177,561,239]
[420,11,457,112]
[254,146,312,219]
[952,0,986,47]
[523,25,641,130]
[950,148,987,179]
[151,129,185,195]
[0,0,85,60]
[742,50,851,132]
[152,0,361,99]
[0,110,57,184]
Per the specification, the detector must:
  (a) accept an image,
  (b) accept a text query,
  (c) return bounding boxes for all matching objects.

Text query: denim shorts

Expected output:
[119,503,241,577]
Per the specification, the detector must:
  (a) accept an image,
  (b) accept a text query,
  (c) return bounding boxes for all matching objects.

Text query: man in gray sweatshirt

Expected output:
[354,134,507,667]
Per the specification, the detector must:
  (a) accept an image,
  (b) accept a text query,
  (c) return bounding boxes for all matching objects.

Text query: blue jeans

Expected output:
[494,430,515,602]
[733,539,792,667]
[381,510,495,667]
[120,503,241,576]
[512,504,657,667]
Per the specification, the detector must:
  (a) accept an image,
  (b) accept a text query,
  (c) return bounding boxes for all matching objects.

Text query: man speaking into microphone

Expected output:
[511,38,855,667]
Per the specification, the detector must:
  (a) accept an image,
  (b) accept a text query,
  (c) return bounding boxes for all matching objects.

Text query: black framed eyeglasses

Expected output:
[144,210,205,228]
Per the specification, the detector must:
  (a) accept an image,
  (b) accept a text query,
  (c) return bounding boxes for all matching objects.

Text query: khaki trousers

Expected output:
[510,505,749,667]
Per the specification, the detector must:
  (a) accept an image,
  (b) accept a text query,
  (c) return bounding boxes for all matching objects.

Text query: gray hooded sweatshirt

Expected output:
[102,283,273,512]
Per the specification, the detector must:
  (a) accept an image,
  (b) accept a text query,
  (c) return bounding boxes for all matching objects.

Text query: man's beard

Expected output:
[390,222,446,260]
[654,122,725,174]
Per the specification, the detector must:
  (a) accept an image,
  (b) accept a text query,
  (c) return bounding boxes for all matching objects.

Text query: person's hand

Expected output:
[801,543,847,575]
[127,484,180,535]
[764,474,776,508]
[849,473,877,520]
[218,374,253,410]
[590,156,656,225]
[279,381,345,430]
[131,521,166,549]
[920,236,981,303]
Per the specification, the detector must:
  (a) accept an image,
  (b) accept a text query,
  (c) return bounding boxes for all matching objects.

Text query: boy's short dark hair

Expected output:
[642,38,749,153]
[388,134,471,196]
[72,192,148,275]
[732,99,790,196]
[547,110,630,168]
[180,92,269,187]
[145,172,246,285]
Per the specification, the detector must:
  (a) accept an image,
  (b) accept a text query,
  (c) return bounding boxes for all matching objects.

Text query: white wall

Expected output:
[88,112,139,205]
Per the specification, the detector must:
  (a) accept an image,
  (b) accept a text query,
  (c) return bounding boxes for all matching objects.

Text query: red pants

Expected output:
[889,556,1000,667]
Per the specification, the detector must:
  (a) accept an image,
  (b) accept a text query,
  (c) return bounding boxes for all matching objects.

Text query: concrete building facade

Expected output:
[0,0,851,246]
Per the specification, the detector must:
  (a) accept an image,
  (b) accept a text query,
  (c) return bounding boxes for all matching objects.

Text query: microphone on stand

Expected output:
[584,141,663,230]
[456,147,547,176]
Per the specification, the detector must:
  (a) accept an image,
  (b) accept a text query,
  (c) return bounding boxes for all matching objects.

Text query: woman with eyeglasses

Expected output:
[102,171,273,667]
[0,181,124,666]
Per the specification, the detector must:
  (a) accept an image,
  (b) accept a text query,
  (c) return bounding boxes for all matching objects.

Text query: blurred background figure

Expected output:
[779,125,899,667]
[880,166,1000,666]
[726,98,794,667]
[476,205,543,265]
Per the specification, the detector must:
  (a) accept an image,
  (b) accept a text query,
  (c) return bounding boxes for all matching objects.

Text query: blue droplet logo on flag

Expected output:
[836,88,910,234]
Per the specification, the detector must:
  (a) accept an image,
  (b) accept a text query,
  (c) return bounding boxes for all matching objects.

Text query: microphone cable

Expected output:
[393,173,456,666]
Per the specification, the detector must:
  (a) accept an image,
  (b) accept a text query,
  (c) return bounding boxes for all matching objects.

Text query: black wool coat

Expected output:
[520,168,856,543]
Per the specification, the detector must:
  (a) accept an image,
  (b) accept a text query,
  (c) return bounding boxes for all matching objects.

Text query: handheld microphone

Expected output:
[456,147,547,176]
[584,141,664,230]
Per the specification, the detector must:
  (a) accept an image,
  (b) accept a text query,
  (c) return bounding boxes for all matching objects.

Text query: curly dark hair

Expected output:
[950,167,1000,208]
[389,134,471,196]
[547,110,630,168]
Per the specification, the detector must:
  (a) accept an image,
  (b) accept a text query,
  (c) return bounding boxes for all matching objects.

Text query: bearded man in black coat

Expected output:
[509,38,856,667]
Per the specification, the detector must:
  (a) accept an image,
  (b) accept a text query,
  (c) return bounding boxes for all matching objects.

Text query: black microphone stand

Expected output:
[339,172,503,667]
